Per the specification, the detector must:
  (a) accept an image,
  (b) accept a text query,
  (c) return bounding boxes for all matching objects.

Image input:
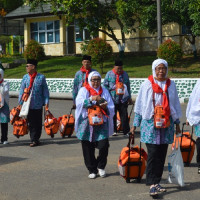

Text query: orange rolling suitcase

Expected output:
[118,133,147,183]
[59,107,75,138]
[172,123,195,166]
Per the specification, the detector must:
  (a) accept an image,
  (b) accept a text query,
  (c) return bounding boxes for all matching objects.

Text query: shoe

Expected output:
[98,168,106,178]
[88,173,97,179]
[112,132,117,136]
[149,186,158,196]
[30,142,38,147]
[198,166,200,174]
[3,141,9,145]
[155,184,166,192]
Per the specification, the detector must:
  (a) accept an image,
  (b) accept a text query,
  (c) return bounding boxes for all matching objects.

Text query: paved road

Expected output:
[0,98,199,200]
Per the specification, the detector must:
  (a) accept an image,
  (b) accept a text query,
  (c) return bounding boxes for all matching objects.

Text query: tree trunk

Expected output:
[185,35,197,59]
[100,62,104,74]
[117,43,125,60]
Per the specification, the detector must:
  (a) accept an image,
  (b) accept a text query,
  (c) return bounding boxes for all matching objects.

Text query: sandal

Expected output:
[149,186,158,196]
[155,184,167,192]
[30,142,38,147]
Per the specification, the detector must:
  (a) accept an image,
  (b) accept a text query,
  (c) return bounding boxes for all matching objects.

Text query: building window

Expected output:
[181,25,191,35]
[30,20,60,44]
[75,23,91,42]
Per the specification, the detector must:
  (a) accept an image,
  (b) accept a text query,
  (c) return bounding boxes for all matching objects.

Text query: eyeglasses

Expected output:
[91,79,101,83]
[155,67,167,71]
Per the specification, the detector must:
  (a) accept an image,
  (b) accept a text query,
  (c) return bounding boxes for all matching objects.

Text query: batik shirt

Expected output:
[193,125,200,137]
[19,73,49,109]
[72,69,96,103]
[133,113,175,144]
[76,98,109,142]
[103,70,131,104]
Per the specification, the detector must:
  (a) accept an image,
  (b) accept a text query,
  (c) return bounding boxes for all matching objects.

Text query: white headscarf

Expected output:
[0,68,9,107]
[186,80,200,126]
[88,71,101,92]
[134,59,182,121]
[152,58,168,78]
[75,71,115,136]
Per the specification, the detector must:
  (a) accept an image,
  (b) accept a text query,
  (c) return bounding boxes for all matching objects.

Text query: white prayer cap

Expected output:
[152,58,168,78]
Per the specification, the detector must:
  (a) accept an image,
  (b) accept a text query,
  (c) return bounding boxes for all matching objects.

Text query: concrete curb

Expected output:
[9,91,138,101]
[9,91,73,100]
[9,91,186,104]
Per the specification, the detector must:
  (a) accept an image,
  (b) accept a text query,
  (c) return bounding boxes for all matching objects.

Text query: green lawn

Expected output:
[3,55,200,78]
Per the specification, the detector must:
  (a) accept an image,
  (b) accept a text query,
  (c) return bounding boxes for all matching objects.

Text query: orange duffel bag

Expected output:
[118,133,147,183]
[22,88,30,102]
[172,123,195,166]
[59,107,75,138]
[44,109,59,138]
[154,105,170,128]
[116,82,124,95]
[13,118,29,138]
[10,105,21,125]
[88,105,104,126]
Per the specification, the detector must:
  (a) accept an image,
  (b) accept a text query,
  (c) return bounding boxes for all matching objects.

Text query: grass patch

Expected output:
[3,55,200,78]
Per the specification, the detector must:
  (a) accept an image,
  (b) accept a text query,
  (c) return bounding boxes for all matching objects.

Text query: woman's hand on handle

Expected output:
[130,126,136,135]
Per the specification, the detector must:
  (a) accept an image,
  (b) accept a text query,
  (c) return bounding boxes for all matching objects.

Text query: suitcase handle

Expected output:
[181,123,194,141]
[127,132,134,147]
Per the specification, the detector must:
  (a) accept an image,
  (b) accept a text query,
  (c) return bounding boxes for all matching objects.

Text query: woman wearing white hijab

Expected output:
[75,71,114,179]
[131,59,182,196]
[0,68,10,144]
[186,80,200,174]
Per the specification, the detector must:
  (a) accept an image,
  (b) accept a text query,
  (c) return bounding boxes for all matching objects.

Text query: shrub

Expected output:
[24,40,45,61]
[157,39,183,65]
[81,38,113,74]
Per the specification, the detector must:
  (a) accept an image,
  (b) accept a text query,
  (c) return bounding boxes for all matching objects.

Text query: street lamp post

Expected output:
[157,0,162,47]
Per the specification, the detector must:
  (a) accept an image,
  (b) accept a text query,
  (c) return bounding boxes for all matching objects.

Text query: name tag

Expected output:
[92,116,102,124]
[117,88,124,94]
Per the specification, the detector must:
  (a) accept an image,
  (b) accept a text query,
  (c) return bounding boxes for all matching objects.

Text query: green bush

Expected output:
[81,38,113,74]
[24,40,45,61]
[157,39,183,65]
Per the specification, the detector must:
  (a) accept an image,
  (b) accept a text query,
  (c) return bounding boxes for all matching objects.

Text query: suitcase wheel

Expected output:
[68,134,72,138]
[184,162,190,167]
[137,178,141,183]
[126,178,130,183]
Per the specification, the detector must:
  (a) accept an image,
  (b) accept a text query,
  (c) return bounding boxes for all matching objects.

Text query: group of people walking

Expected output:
[0,55,200,197]
[72,55,200,197]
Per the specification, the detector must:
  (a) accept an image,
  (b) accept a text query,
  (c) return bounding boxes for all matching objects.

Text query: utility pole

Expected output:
[157,0,162,47]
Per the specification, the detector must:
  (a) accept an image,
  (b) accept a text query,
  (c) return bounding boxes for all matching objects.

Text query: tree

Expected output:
[27,0,141,58]
[0,0,23,12]
[135,0,199,58]
[81,38,113,74]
